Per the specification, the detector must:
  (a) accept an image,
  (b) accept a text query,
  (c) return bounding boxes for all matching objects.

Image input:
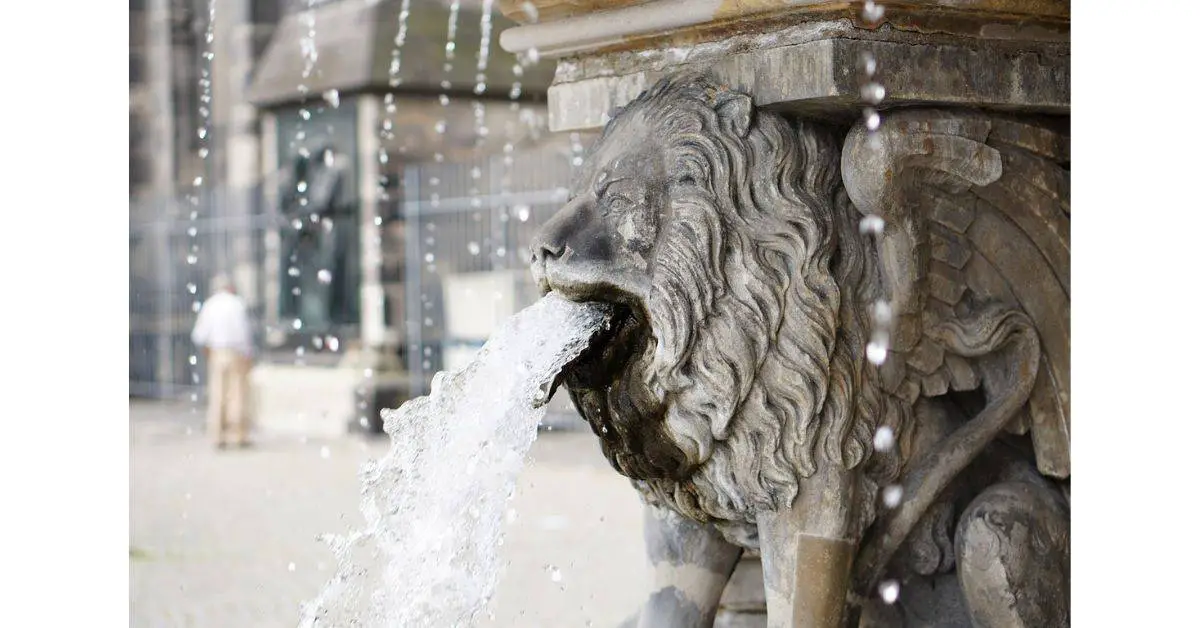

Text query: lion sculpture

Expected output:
[530,72,1070,628]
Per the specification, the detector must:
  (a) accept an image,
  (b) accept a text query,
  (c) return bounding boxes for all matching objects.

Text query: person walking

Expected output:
[191,274,255,449]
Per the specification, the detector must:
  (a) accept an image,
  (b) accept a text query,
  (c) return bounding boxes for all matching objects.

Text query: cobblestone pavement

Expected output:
[130,401,650,627]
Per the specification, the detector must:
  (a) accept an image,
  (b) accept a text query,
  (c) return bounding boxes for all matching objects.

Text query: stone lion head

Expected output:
[530,73,905,537]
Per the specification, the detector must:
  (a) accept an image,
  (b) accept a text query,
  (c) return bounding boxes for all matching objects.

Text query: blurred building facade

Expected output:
[130,0,587,433]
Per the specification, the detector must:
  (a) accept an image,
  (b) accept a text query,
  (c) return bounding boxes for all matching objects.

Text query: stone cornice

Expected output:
[498,0,1068,59]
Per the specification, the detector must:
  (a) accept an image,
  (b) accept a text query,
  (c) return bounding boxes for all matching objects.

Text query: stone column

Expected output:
[143,0,177,392]
[141,0,175,201]
[357,94,387,354]
[260,111,281,334]
[353,94,405,432]
[213,0,261,304]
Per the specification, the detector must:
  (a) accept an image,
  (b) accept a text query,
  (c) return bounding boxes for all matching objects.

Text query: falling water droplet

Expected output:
[866,341,888,365]
[515,205,531,222]
[187,227,198,237]
[297,181,308,193]
[439,94,450,106]
[317,269,332,284]
[470,167,482,179]
[434,120,447,134]
[520,1,539,22]
[871,300,893,326]
[186,254,198,265]
[324,150,335,167]
[288,562,297,572]
[882,485,904,508]
[424,253,435,263]
[193,176,203,187]
[288,266,301,277]
[526,47,540,64]
[863,0,886,23]
[323,89,340,108]
[197,127,207,139]
[320,446,331,459]
[300,109,311,121]
[858,51,878,77]
[859,214,885,235]
[864,108,881,131]
[873,426,895,452]
[468,242,481,255]
[292,319,303,330]
[326,336,340,352]
[879,579,900,604]
[313,336,324,349]
[860,82,886,105]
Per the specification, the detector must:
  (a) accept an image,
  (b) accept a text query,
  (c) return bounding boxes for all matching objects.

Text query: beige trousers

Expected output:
[206,348,250,445]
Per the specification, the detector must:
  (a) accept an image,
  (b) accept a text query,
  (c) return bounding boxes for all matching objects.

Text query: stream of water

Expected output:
[299,292,612,627]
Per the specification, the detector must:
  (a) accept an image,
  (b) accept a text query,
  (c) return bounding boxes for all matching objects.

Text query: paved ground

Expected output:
[130,400,651,627]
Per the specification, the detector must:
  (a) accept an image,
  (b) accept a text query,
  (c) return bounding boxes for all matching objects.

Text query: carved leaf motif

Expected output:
[841,110,1070,479]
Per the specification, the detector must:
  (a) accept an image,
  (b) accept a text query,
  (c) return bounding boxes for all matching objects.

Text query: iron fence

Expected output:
[129,139,582,402]
[129,186,270,398]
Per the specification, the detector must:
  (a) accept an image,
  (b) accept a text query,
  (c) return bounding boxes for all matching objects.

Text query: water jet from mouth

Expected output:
[299,292,612,627]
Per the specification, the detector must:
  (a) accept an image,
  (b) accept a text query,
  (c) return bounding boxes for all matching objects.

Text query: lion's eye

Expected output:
[605,197,635,214]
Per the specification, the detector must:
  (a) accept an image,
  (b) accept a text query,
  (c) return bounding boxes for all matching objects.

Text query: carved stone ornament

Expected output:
[530,72,1069,627]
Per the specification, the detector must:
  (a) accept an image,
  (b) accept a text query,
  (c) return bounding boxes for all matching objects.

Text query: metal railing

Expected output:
[129,140,580,402]
[129,186,270,398]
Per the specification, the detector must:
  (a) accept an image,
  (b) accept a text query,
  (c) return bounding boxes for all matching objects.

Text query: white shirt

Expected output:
[191,291,254,357]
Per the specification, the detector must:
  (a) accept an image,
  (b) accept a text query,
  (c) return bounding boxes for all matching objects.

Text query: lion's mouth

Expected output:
[537,259,652,396]
[544,298,644,401]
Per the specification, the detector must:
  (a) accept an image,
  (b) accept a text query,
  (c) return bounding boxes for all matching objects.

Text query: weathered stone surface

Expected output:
[718,555,766,612]
[500,0,1068,56]
[500,0,1070,25]
[546,31,1068,130]
[530,73,1069,627]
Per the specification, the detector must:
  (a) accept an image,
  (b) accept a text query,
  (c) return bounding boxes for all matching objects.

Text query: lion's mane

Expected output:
[600,73,911,540]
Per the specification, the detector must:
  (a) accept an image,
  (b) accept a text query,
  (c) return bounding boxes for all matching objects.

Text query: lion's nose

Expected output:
[530,241,564,264]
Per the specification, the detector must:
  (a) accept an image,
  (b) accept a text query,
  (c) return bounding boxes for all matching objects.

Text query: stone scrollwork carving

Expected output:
[530,72,1069,627]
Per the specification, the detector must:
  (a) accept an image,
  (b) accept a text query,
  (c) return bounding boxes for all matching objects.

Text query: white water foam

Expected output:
[300,292,611,627]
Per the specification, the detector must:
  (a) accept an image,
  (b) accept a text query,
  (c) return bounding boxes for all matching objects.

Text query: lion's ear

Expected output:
[715,92,753,138]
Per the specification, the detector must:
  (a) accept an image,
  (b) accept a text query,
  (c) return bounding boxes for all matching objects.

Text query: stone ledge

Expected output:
[499,0,1068,59]
[499,0,1069,27]
[546,30,1068,130]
